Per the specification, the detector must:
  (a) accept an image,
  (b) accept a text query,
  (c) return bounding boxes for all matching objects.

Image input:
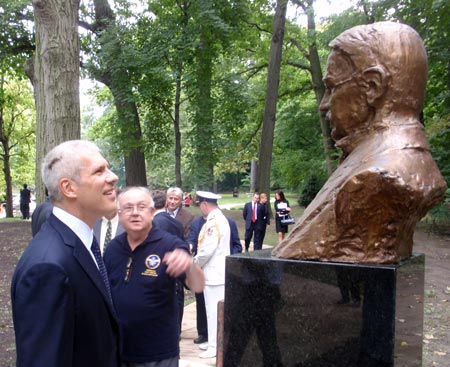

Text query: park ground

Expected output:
[0,206,449,367]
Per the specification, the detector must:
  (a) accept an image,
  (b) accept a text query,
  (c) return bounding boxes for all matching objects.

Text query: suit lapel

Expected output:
[49,215,118,318]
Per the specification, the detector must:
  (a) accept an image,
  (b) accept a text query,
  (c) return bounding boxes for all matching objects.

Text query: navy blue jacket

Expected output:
[11,214,121,367]
[188,216,242,255]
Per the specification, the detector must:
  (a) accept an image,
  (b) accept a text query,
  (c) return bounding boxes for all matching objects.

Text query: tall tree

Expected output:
[26,0,81,202]
[256,0,287,195]
[80,0,147,186]
[141,0,194,188]
[0,73,35,217]
[290,0,336,175]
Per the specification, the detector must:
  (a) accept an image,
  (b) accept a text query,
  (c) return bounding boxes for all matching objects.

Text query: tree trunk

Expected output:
[32,0,81,203]
[91,0,147,187]
[192,28,215,190]
[0,86,14,217]
[174,58,183,188]
[256,0,287,197]
[303,0,336,175]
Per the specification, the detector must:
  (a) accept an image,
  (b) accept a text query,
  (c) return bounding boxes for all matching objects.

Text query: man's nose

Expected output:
[107,169,119,183]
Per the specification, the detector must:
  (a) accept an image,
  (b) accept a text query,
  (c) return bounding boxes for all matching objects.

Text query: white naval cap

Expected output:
[196,191,221,203]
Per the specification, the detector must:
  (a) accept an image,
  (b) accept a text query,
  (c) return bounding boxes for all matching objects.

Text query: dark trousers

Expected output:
[176,281,184,334]
[195,292,208,339]
[20,203,30,219]
[244,222,263,251]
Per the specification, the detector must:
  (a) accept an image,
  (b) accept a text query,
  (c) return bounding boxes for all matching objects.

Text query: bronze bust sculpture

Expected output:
[272,21,447,264]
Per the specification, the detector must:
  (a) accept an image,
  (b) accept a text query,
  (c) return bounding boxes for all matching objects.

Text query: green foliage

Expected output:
[271,92,326,193]
[0,73,36,194]
[0,0,34,74]
[299,173,325,207]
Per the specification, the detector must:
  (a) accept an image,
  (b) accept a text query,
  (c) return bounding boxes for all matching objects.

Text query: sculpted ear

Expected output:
[363,66,388,105]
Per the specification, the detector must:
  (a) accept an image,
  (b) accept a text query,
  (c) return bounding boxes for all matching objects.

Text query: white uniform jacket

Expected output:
[194,208,230,285]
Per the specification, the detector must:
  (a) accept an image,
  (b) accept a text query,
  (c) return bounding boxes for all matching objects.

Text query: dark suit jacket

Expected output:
[31,199,53,237]
[175,207,195,238]
[243,201,266,231]
[153,212,184,240]
[11,214,121,367]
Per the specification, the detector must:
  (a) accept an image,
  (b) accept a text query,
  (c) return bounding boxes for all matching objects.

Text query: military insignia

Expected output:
[207,227,214,236]
[145,254,161,269]
[142,254,161,277]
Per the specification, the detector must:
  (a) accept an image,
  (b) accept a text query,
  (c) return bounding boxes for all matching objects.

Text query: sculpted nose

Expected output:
[319,91,330,112]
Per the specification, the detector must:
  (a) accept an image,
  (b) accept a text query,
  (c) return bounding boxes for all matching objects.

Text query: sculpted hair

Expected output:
[42,140,100,203]
[166,187,183,198]
[330,21,427,113]
[117,186,154,210]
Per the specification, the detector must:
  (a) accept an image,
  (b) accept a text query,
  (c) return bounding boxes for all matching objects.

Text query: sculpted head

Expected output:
[320,22,427,146]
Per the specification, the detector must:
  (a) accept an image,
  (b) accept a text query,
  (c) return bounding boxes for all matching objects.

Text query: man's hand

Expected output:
[163,248,193,277]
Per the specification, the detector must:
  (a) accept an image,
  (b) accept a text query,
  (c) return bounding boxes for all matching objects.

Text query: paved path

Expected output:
[179,301,216,367]
[179,243,272,367]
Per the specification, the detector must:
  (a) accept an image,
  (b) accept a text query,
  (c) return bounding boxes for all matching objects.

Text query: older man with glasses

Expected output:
[103,186,204,367]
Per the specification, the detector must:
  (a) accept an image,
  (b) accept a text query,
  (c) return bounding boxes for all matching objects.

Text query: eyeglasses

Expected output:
[119,204,150,215]
[125,257,133,282]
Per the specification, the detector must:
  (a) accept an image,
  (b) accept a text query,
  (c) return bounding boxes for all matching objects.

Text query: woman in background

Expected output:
[274,190,291,244]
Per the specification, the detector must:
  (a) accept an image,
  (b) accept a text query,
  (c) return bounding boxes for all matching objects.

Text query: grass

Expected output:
[1,192,304,249]
[200,192,304,248]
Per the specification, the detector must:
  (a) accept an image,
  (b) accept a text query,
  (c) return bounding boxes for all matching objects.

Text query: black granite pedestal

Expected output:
[223,250,424,367]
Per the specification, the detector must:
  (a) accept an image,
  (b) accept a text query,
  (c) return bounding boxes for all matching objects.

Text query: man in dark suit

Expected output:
[19,183,31,219]
[93,189,125,254]
[152,190,184,239]
[11,140,121,367]
[31,188,53,237]
[243,192,266,251]
[152,189,186,334]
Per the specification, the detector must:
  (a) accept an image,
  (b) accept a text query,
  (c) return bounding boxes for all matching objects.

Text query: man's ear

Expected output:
[59,178,77,199]
[362,66,388,105]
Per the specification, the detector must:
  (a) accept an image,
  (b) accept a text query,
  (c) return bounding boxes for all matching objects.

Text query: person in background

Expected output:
[259,192,271,246]
[11,140,121,367]
[19,184,31,220]
[194,191,230,359]
[31,188,53,237]
[274,190,291,244]
[243,192,266,251]
[166,187,194,238]
[184,194,192,207]
[187,211,242,346]
[152,189,186,336]
[94,188,124,254]
[104,187,204,367]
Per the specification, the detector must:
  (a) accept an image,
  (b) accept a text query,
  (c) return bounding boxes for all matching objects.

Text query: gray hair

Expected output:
[166,187,183,198]
[42,140,101,203]
[117,186,155,210]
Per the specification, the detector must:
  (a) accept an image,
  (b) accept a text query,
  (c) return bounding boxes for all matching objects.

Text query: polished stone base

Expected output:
[223,250,424,367]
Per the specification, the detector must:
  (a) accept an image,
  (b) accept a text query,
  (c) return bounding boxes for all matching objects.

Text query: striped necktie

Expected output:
[104,220,112,249]
[91,237,112,303]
